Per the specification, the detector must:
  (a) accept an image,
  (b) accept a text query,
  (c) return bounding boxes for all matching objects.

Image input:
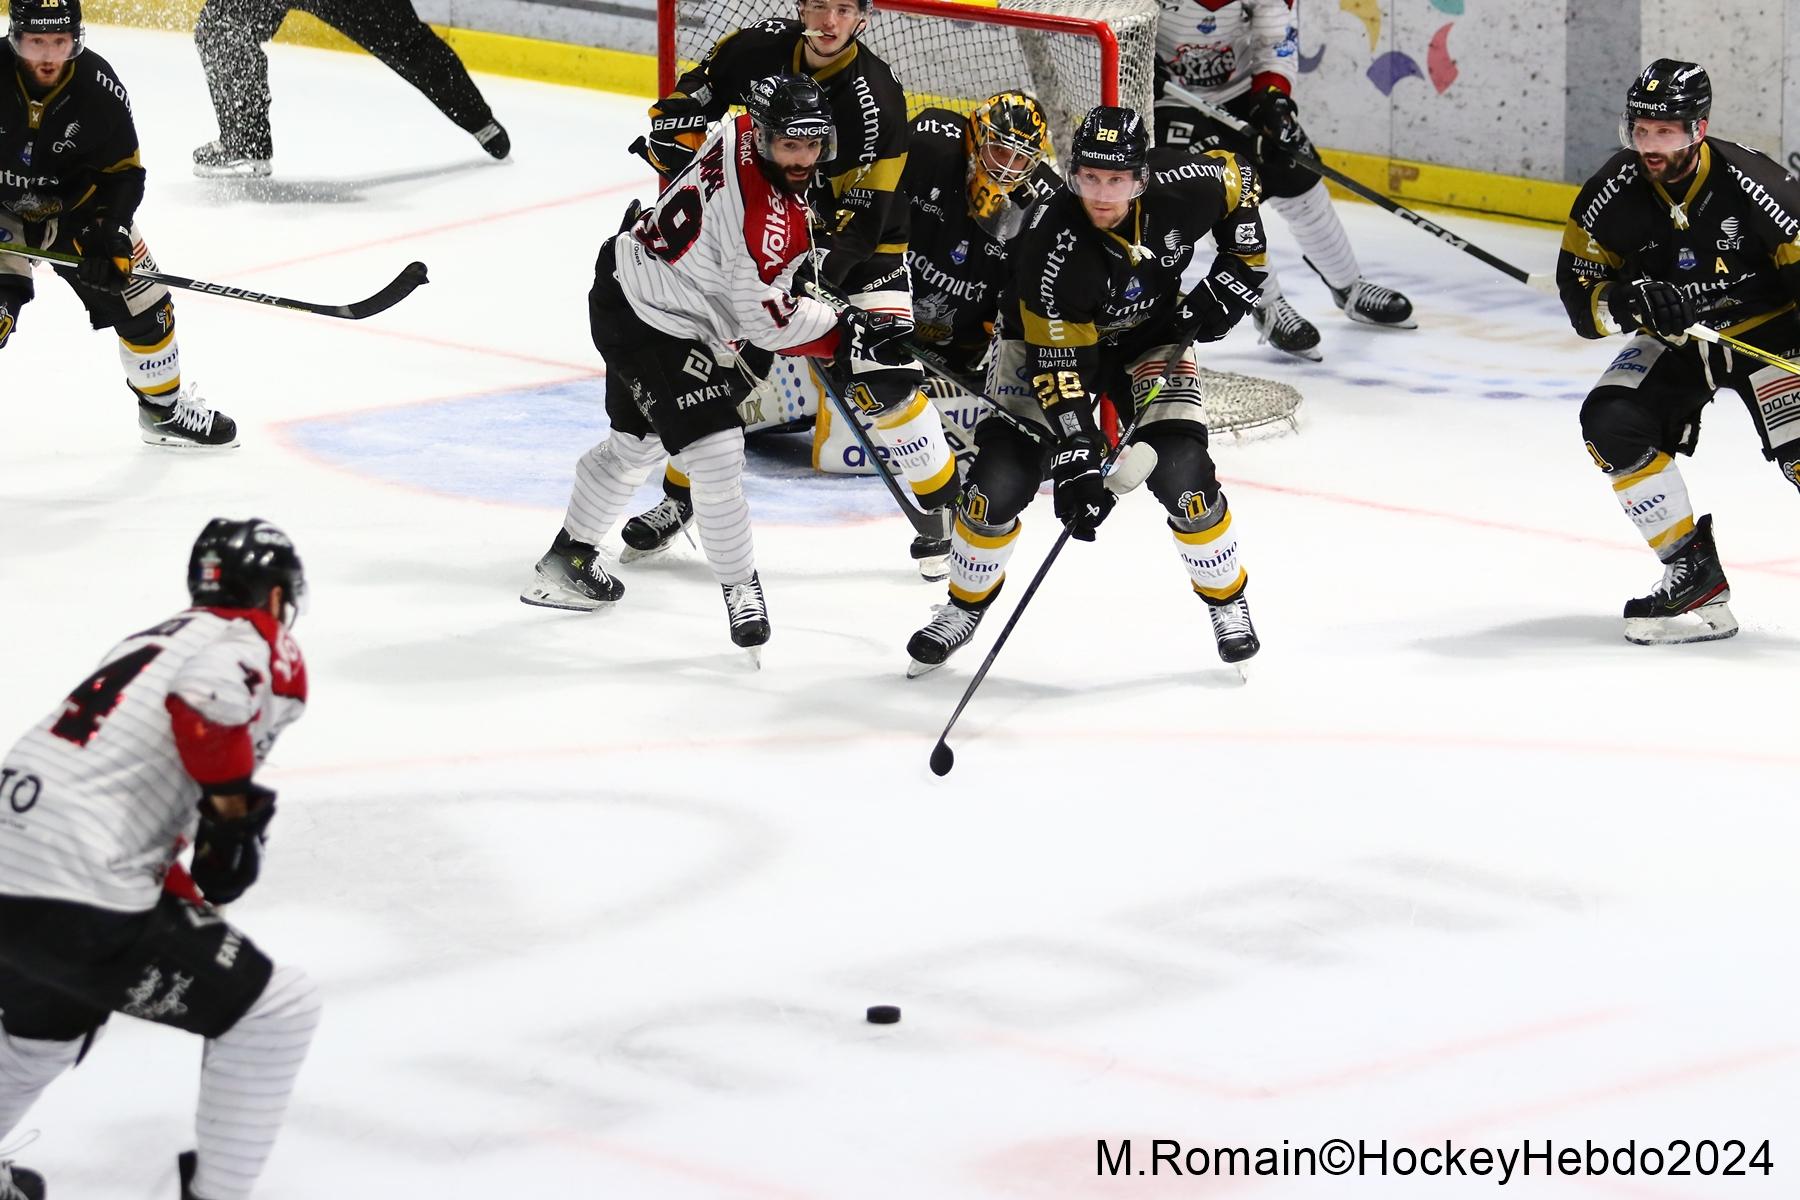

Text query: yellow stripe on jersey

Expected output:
[1203,149,1243,212]
[1561,220,1624,267]
[1020,305,1098,347]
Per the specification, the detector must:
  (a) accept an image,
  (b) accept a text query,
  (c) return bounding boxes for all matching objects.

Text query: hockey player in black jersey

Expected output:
[903,92,1059,375]
[1559,59,1800,644]
[906,106,1270,676]
[624,0,960,578]
[0,0,237,447]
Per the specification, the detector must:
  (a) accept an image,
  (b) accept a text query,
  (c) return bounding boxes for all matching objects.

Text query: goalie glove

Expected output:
[190,783,277,905]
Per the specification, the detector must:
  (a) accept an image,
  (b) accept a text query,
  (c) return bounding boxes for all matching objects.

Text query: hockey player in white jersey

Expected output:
[0,518,321,1200]
[1154,0,1415,360]
[521,73,921,656]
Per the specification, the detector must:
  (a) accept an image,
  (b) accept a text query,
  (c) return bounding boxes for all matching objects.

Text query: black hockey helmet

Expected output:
[746,73,837,182]
[187,517,308,627]
[1067,106,1149,200]
[1620,59,1711,150]
[8,0,84,55]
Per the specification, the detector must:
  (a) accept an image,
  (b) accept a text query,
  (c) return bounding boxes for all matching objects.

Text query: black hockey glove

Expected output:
[1615,278,1696,338]
[190,783,277,905]
[1174,286,1237,344]
[1050,435,1116,542]
[1248,88,1308,157]
[832,306,922,399]
[636,97,709,180]
[75,222,134,293]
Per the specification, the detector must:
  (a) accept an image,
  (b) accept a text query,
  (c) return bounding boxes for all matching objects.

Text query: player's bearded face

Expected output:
[1629,117,1706,183]
[17,33,75,84]
[769,136,824,193]
[799,0,863,57]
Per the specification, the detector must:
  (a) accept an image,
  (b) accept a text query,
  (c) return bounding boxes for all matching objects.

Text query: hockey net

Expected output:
[657,0,1305,438]
[658,0,1162,156]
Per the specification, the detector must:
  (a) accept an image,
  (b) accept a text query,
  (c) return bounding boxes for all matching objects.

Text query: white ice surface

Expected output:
[1,27,1797,1200]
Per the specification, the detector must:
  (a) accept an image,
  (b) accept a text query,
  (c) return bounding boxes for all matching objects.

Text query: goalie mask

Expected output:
[8,0,84,58]
[964,91,1051,239]
[747,73,837,193]
[1619,59,1711,166]
[188,517,309,628]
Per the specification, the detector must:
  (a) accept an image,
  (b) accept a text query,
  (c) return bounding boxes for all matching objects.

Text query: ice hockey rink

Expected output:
[3,26,1798,1199]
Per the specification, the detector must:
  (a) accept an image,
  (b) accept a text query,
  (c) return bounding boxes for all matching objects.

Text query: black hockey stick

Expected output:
[928,318,1209,777]
[1162,82,1556,293]
[0,243,430,319]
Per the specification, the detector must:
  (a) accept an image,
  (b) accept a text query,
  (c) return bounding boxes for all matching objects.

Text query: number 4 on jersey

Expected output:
[51,645,163,747]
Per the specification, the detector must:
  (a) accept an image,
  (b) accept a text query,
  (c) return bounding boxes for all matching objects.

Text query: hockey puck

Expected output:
[866,1004,901,1025]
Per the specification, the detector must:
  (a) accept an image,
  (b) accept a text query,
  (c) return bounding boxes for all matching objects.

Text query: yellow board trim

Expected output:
[81,5,1576,224]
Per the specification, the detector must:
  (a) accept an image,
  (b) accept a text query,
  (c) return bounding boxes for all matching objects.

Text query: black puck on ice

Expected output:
[866,1004,901,1025]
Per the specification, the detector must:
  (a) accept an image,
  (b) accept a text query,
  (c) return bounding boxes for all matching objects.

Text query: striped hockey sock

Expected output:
[564,431,666,545]
[191,965,322,1200]
[683,427,756,586]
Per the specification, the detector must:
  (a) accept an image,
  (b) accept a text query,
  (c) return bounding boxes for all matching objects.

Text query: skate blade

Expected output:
[1343,311,1418,330]
[519,581,612,612]
[1268,340,1323,363]
[916,555,949,583]
[1624,601,1738,645]
[906,657,944,679]
[140,432,240,450]
[194,162,271,179]
[618,540,674,565]
[741,645,763,669]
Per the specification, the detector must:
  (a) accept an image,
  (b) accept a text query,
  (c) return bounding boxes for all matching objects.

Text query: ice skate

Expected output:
[1204,588,1260,675]
[1327,275,1417,329]
[521,529,624,610]
[1622,514,1737,645]
[723,573,771,665]
[619,495,695,563]
[0,1161,44,1200]
[907,600,987,677]
[474,121,511,160]
[192,140,271,179]
[911,507,953,582]
[139,385,239,449]
[1252,295,1323,362]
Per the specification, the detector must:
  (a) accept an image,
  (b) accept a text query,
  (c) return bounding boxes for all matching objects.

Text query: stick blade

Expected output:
[341,261,430,320]
[928,740,955,777]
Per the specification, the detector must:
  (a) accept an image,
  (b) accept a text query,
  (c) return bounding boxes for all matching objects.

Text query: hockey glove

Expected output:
[1174,287,1236,344]
[637,97,709,180]
[75,222,134,293]
[1248,89,1308,157]
[1615,278,1696,338]
[1050,435,1116,542]
[831,306,923,405]
[190,783,277,905]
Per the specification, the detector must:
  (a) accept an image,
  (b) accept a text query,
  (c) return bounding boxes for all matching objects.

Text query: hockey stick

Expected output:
[1685,324,1800,375]
[907,341,1159,494]
[810,361,948,539]
[0,243,429,320]
[928,319,1209,777]
[1161,82,1557,294]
